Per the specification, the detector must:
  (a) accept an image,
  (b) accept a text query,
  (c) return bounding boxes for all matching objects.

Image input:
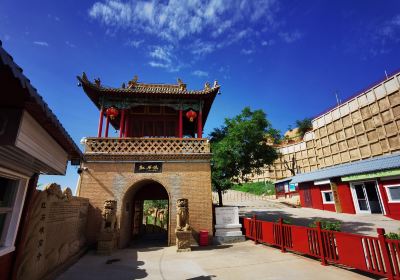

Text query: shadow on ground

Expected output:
[191,244,232,251]
[241,210,377,235]
[186,275,216,280]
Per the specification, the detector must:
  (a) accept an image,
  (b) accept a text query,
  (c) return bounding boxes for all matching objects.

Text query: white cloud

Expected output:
[89,0,283,72]
[33,41,49,47]
[279,31,302,43]
[89,0,278,42]
[126,39,144,48]
[190,40,215,56]
[48,14,61,22]
[241,49,254,55]
[148,45,182,72]
[364,14,400,56]
[261,39,275,46]
[65,41,76,48]
[149,45,173,63]
[375,14,400,41]
[192,70,208,77]
[149,61,169,69]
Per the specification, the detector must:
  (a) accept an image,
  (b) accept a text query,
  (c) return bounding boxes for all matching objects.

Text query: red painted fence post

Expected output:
[253,214,257,244]
[316,221,327,266]
[377,228,394,280]
[279,218,286,253]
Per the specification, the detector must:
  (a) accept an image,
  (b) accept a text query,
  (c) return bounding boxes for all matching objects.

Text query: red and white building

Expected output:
[287,152,400,220]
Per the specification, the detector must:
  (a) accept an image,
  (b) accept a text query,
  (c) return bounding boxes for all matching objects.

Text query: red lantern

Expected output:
[186,110,197,122]
[106,107,119,120]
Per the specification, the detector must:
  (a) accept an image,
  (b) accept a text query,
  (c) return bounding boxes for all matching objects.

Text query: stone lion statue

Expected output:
[176,198,190,231]
[44,183,63,198]
[101,200,117,232]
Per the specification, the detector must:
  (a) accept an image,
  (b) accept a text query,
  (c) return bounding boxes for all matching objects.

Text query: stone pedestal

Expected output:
[175,230,192,252]
[97,231,119,255]
[214,206,245,244]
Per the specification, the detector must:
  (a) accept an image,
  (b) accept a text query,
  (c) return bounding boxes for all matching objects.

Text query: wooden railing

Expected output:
[242,216,400,279]
[83,137,210,154]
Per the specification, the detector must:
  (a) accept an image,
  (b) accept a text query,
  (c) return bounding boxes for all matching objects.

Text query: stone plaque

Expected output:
[215,207,239,226]
[134,162,162,173]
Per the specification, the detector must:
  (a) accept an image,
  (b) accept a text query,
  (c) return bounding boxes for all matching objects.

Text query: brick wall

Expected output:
[78,160,213,246]
[249,73,400,182]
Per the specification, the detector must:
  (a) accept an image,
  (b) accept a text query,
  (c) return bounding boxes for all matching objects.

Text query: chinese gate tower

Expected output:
[76,73,220,246]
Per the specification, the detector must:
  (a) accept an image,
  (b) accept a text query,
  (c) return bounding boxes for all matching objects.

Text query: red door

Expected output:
[304,186,313,207]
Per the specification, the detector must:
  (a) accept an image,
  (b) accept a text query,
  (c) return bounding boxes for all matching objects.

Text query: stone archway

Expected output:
[119,179,170,248]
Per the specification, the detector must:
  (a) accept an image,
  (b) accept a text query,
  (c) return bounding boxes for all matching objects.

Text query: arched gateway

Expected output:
[120,179,170,247]
[76,74,220,247]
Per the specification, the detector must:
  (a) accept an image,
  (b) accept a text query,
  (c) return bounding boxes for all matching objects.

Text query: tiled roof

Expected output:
[291,152,400,184]
[77,73,220,96]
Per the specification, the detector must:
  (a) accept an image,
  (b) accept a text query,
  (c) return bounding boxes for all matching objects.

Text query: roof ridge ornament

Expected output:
[94,77,101,87]
[204,82,211,90]
[127,75,138,89]
[82,72,88,81]
[177,78,186,91]
[213,80,218,88]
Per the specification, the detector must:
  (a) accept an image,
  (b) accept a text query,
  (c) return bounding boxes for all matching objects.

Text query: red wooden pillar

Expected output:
[97,107,104,137]
[105,115,110,137]
[124,115,130,137]
[377,228,395,279]
[119,109,125,138]
[178,109,183,138]
[197,109,203,138]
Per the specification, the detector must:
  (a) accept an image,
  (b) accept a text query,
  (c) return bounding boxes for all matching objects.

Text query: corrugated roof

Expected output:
[291,152,400,184]
[274,177,292,184]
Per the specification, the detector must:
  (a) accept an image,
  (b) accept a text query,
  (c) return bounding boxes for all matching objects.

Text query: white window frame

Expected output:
[321,190,335,204]
[384,184,400,203]
[0,167,29,257]
[350,180,386,215]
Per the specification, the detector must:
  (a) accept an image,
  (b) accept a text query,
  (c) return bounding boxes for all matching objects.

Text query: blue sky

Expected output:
[1,0,400,192]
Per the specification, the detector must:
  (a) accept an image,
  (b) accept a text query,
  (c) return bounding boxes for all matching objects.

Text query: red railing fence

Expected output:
[241,216,400,280]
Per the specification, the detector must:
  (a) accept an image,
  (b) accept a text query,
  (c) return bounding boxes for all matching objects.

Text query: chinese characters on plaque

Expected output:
[134,162,162,173]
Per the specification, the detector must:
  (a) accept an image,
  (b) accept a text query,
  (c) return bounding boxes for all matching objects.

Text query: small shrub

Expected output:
[309,219,341,232]
[276,218,292,225]
[385,232,400,240]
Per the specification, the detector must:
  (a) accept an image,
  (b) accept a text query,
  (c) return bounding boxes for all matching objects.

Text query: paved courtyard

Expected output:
[58,241,375,280]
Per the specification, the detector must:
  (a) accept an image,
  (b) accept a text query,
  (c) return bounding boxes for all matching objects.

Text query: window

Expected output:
[0,169,28,256]
[384,185,400,203]
[0,178,18,245]
[321,190,334,204]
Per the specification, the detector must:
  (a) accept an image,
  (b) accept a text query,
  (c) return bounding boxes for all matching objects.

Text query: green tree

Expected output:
[210,107,278,206]
[295,118,313,138]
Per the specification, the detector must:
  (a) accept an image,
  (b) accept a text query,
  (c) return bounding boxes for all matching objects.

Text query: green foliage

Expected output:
[385,231,400,240]
[143,200,168,215]
[232,181,275,195]
[309,219,341,231]
[265,128,282,144]
[276,218,292,225]
[210,107,279,204]
[295,118,313,137]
